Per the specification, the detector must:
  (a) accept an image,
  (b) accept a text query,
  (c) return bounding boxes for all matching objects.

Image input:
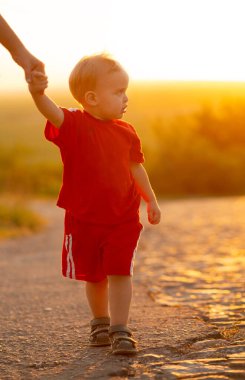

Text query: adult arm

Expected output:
[0,15,44,81]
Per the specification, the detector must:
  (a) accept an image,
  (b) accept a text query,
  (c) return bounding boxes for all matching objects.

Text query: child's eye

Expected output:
[116,90,126,96]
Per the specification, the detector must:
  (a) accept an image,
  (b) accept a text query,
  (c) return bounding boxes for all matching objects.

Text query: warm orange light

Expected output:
[1,0,245,93]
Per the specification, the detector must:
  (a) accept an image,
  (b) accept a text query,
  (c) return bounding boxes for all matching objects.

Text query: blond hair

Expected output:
[69,53,123,104]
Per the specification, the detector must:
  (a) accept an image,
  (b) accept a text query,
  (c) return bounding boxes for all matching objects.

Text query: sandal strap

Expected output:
[90,326,109,337]
[112,336,137,344]
[90,317,110,328]
[109,325,132,336]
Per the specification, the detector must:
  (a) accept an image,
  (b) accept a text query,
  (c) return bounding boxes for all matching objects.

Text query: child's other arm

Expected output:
[130,162,161,224]
[28,71,64,128]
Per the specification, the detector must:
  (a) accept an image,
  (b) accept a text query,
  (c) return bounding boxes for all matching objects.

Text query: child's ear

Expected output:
[84,91,98,106]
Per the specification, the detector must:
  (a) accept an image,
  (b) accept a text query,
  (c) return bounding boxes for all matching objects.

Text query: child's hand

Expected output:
[28,70,48,95]
[147,200,161,224]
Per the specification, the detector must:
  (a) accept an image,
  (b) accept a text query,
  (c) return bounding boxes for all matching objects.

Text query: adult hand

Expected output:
[11,47,45,82]
[0,15,45,81]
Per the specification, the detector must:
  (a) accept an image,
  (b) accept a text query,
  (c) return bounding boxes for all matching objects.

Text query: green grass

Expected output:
[0,199,45,239]
[1,82,245,199]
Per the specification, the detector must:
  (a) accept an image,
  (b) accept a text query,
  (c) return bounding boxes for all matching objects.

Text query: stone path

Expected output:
[0,198,244,379]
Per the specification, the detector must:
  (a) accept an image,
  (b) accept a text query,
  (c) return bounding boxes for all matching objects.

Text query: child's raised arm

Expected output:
[28,71,64,128]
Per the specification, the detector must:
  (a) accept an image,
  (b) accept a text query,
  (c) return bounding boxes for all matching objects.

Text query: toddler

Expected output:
[28,54,161,355]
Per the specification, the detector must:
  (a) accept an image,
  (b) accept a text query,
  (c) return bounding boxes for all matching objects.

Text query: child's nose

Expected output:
[124,94,128,102]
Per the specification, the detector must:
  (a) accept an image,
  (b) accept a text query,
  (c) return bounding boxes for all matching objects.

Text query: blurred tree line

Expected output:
[142,102,245,197]
[1,101,245,198]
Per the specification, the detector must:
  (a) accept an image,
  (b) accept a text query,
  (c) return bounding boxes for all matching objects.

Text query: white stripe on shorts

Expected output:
[65,234,75,279]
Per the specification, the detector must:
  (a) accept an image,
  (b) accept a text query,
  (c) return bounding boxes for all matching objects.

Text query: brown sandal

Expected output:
[89,317,111,347]
[109,325,137,355]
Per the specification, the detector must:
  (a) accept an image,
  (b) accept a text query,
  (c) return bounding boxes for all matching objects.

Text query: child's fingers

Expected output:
[30,78,48,87]
[148,210,155,224]
[28,79,48,93]
[28,71,48,83]
[148,209,161,224]
[32,70,47,78]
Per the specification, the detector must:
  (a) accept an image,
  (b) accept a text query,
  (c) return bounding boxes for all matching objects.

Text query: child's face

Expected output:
[94,69,129,120]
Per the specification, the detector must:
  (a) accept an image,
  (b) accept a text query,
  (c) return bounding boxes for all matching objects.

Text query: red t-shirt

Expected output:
[45,109,144,224]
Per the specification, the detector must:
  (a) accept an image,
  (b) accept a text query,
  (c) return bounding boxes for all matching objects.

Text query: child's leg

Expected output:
[85,275,132,324]
[86,278,111,347]
[108,275,132,326]
[86,278,109,318]
[108,275,137,355]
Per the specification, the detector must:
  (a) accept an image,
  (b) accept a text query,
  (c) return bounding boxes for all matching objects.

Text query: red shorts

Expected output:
[62,212,143,282]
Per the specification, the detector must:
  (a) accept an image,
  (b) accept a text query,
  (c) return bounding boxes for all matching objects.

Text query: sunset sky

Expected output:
[1,0,245,92]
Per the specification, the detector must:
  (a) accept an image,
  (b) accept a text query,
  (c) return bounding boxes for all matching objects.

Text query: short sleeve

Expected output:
[128,124,145,163]
[44,108,77,148]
